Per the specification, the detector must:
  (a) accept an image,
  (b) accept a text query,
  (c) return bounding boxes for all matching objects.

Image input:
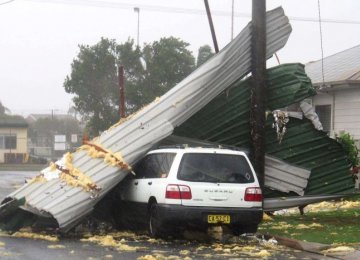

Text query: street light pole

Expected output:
[134,7,140,47]
[231,0,234,40]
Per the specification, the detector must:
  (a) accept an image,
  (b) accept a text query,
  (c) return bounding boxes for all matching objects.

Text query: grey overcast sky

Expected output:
[1,0,360,115]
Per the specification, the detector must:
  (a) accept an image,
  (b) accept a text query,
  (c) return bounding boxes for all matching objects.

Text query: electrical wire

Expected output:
[24,0,360,25]
[317,0,325,88]
[0,0,15,6]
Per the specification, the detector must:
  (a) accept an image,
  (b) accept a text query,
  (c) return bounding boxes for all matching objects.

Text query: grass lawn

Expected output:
[259,206,360,245]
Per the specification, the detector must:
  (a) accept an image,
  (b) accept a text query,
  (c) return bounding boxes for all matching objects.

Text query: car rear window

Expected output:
[177,153,255,183]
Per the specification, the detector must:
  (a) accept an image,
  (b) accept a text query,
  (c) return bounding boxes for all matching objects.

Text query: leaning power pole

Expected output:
[250,0,266,189]
[204,0,219,53]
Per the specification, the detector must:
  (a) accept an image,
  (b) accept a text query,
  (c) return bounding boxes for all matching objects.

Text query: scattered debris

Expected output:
[137,255,156,260]
[263,213,274,221]
[322,246,355,255]
[254,249,271,258]
[273,199,360,215]
[80,234,143,252]
[47,244,66,249]
[12,230,58,242]
[300,101,323,130]
[272,110,289,144]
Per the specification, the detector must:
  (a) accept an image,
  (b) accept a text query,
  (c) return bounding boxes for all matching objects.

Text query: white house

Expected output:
[305,44,360,143]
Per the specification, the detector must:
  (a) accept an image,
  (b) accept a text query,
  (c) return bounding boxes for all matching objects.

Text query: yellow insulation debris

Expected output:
[271,221,293,230]
[12,231,59,242]
[59,152,100,192]
[47,245,66,249]
[253,249,271,258]
[78,144,131,171]
[322,246,355,254]
[81,235,140,252]
[263,213,273,221]
[49,162,57,171]
[179,250,190,255]
[309,223,323,228]
[295,224,311,229]
[137,255,156,260]
[28,174,47,184]
[306,200,360,212]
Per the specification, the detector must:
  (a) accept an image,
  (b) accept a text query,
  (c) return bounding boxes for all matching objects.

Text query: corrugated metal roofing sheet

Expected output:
[0,7,292,231]
[175,63,355,197]
[265,119,354,196]
[305,44,360,85]
[265,156,310,196]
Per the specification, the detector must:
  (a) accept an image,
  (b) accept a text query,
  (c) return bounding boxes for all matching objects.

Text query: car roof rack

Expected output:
[157,144,249,154]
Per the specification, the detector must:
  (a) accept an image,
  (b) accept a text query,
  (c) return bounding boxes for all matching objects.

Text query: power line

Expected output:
[0,0,15,6]
[318,0,325,87]
[24,0,360,25]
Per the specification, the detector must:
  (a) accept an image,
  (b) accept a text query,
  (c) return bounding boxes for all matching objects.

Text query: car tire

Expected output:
[148,203,165,238]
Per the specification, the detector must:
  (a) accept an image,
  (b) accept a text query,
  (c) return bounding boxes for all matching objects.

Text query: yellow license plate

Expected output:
[207,215,230,224]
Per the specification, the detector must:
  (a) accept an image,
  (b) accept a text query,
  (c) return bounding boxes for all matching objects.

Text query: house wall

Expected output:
[312,92,334,135]
[313,88,360,141]
[333,88,360,141]
[0,127,28,163]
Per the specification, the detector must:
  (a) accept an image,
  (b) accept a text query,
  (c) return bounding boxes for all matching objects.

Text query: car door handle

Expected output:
[134,181,138,186]
[148,181,152,185]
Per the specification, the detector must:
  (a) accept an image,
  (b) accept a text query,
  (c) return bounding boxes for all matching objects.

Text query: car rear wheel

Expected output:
[148,203,165,238]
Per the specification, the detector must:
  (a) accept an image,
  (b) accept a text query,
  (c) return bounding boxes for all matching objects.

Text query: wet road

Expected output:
[0,171,37,200]
[0,171,329,259]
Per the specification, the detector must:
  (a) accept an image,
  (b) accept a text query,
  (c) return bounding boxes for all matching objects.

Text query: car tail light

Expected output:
[166,184,192,200]
[244,187,263,201]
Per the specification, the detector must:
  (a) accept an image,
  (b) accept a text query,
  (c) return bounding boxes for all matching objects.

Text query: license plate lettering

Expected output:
[207,215,230,224]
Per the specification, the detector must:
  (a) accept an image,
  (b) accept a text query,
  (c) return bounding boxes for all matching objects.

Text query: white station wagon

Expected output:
[116,146,263,238]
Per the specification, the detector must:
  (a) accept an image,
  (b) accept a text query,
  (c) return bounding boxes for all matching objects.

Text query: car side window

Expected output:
[133,153,176,179]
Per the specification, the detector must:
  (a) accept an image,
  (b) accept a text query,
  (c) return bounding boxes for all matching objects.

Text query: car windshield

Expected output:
[177,153,255,183]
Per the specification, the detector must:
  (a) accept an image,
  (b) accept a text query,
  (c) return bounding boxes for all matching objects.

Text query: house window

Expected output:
[315,105,331,134]
[0,135,17,149]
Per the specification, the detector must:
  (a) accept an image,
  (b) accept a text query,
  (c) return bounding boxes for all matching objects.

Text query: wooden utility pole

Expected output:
[250,0,266,188]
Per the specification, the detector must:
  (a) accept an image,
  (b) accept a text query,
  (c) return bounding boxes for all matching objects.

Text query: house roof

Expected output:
[0,115,28,128]
[305,44,360,86]
[27,114,75,122]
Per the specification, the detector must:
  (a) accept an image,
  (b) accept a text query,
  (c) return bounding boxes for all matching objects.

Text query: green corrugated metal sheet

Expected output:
[175,63,354,196]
